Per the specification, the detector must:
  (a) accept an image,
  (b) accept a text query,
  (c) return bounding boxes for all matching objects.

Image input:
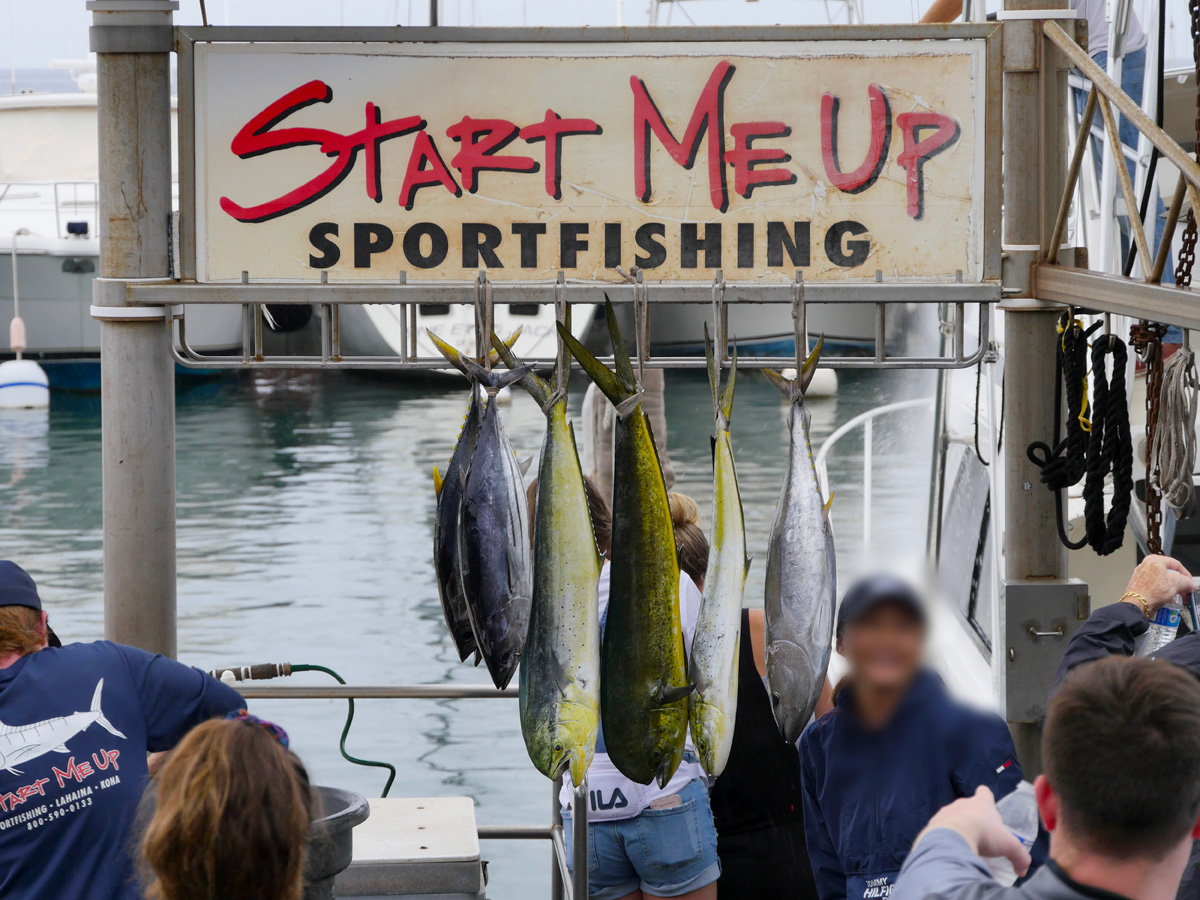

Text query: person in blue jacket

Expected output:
[799,575,1032,900]
[0,561,246,900]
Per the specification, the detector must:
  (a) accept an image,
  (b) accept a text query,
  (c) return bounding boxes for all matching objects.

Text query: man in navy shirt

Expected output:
[0,561,245,900]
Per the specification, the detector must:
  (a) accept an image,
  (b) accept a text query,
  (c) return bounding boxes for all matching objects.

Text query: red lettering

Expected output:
[520,110,602,200]
[895,111,961,219]
[52,756,94,789]
[0,778,48,812]
[821,84,892,194]
[446,117,538,193]
[399,131,462,211]
[92,749,120,771]
[219,81,423,223]
[631,60,734,212]
[724,122,795,199]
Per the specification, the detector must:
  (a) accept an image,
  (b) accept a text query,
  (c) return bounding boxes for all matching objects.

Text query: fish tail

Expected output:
[460,354,533,391]
[558,300,634,408]
[429,327,525,379]
[764,336,824,404]
[603,296,639,392]
[90,679,127,739]
[491,332,552,407]
[705,325,737,428]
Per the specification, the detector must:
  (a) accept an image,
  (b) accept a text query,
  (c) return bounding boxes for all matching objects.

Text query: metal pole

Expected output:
[551,776,565,900]
[430,0,438,26]
[573,781,589,900]
[863,417,873,558]
[91,0,179,657]
[1000,0,1071,777]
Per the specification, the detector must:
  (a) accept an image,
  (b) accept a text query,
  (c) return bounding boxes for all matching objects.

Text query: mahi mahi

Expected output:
[430,331,533,690]
[558,298,691,788]
[688,325,751,778]
[493,333,603,785]
[763,340,836,744]
[431,331,522,664]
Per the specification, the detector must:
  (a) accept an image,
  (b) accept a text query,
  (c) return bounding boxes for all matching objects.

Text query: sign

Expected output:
[193,40,989,284]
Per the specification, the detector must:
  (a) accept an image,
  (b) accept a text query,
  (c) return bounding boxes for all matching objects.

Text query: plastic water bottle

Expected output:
[986,781,1039,886]
[1137,601,1184,657]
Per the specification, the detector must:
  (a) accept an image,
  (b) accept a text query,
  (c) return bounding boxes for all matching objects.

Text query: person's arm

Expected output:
[1050,555,1199,693]
[116,644,245,751]
[894,788,1027,900]
[800,734,848,900]
[920,0,963,23]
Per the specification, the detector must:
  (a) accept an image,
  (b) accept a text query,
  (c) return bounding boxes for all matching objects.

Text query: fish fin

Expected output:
[427,330,471,377]
[518,455,534,477]
[745,555,754,578]
[459,466,468,490]
[485,327,524,367]
[658,683,695,705]
[433,465,444,498]
[90,679,127,740]
[704,325,737,429]
[799,336,824,396]
[709,434,716,469]
[762,368,797,402]
[555,307,573,394]
[550,651,572,698]
[603,296,638,392]
[473,651,482,667]
[53,744,70,753]
[491,332,552,406]
[823,492,834,519]
[721,341,738,425]
[558,315,632,408]
[460,354,533,391]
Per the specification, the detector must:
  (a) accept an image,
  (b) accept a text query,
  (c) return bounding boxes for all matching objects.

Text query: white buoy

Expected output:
[0,358,50,409]
[779,366,838,398]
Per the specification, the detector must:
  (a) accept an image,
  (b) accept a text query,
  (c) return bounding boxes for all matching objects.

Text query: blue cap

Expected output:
[837,574,925,633]
[0,562,42,612]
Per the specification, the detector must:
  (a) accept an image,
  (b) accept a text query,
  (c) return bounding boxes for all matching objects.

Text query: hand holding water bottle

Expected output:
[914,785,1031,881]
[1120,555,1197,616]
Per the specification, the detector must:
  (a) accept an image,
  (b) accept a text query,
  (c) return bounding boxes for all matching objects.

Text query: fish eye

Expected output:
[554,743,564,754]
[651,749,661,760]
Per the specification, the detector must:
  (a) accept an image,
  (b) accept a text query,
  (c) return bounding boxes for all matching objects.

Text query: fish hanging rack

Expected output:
[118,269,999,372]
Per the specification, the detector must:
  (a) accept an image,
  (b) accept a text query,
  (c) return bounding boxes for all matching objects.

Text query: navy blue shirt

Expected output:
[0,642,244,900]
[799,671,1026,900]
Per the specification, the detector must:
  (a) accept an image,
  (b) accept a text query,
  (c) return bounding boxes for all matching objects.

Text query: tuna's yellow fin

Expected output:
[433,465,444,498]
[823,492,834,519]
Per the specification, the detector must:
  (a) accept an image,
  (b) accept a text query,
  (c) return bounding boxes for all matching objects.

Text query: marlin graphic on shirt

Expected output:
[0,679,126,775]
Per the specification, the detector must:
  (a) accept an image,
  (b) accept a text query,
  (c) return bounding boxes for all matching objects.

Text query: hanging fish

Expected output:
[558,298,691,788]
[763,340,836,744]
[431,330,521,665]
[688,325,751,778]
[493,331,603,785]
[430,331,534,690]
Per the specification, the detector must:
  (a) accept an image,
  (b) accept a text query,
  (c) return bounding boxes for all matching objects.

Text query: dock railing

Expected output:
[236,681,589,900]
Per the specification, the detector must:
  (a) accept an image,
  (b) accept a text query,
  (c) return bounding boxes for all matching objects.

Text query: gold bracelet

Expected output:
[1120,591,1151,618]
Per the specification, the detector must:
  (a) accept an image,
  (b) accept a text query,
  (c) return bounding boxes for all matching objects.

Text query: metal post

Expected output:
[91,0,179,657]
[1000,0,1071,776]
[551,776,565,900]
[572,781,589,900]
[430,0,438,26]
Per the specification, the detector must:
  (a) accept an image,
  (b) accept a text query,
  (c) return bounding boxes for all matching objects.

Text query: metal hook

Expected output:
[711,270,726,363]
[792,270,806,372]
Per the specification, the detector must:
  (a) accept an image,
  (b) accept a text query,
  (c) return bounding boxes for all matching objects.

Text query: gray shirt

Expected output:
[893,830,1130,900]
[1071,0,1148,59]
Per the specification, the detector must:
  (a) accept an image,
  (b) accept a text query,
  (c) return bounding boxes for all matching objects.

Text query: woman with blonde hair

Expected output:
[141,711,314,900]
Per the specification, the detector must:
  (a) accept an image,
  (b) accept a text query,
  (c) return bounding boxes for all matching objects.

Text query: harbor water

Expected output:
[0,364,933,899]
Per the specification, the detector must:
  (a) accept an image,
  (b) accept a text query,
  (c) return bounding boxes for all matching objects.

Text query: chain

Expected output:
[1132,322,1170,552]
[1173,0,1200,286]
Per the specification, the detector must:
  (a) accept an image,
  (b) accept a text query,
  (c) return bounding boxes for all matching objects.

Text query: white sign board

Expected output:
[194,41,989,283]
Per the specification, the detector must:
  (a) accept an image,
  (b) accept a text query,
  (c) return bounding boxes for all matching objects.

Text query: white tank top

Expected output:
[560,564,706,820]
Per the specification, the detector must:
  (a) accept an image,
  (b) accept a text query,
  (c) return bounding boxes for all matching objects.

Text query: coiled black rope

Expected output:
[1083,336,1134,556]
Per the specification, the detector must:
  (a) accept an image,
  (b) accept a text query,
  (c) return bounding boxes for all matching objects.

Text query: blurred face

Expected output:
[837,602,924,693]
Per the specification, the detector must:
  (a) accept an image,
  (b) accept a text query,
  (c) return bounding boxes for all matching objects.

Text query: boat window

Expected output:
[508,304,539,317]
[418,304,451,316]
[937,448,993,652]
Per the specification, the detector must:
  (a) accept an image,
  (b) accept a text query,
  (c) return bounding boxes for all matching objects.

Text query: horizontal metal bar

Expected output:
[478,825,555,840]
[1034,265,1200,331]
[236,684,517,699]
[128,280,1002,306]
[177,23,998,44]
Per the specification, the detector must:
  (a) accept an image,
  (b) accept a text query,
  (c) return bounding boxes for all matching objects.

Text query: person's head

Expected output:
[1038,657,1200,869]
[835,574,926,695]
[142,714,314,900]
[583,476,612,558]
[0,561,48,660]
[668,493,709,590]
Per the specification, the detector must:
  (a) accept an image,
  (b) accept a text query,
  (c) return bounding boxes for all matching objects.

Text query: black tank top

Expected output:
[708,609,807,835]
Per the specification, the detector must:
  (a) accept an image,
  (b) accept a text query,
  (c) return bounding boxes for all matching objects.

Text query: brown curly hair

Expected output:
[141,718,314,900]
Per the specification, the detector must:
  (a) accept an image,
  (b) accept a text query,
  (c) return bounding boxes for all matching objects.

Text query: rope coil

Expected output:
[1083,336,1134,556]
[1151,348,1199,520]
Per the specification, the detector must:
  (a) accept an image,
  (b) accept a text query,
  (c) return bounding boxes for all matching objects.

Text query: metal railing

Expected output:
[235,681,590,900]
[813,397,935,557]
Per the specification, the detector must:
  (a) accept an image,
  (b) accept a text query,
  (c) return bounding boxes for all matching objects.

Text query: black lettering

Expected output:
[767,221,811,267]
[402,222,449,269]
[353,222,394,268]
[462,223,504,268]
[634,223,667,269]
[737,222,754,268]
[309,222,340,269]
[511,223,546,268]
[681,222,722,269]
[604,222,622,268]
[825,220,870,268]
[559,223,589,268]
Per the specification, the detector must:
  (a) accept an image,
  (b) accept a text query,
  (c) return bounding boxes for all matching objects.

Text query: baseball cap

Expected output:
[0,561,43,612]
[837,574,925,633]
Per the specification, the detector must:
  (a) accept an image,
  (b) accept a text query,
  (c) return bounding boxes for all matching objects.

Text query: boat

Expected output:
[0,84,242,390]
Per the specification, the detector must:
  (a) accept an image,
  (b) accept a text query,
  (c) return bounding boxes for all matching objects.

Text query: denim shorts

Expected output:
[562,778,721,900]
